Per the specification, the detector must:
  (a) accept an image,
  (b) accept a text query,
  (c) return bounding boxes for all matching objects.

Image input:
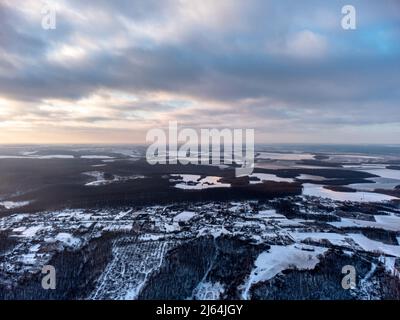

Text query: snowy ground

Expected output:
[256,152,315,161]
[83,171,145,186]
[0,201,30,210]
[242,244,327,299]
[249,173,294,184]
[0,196,399,299]
[302,183,398,202]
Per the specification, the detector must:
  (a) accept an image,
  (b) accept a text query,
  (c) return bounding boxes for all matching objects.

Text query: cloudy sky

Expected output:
[0,0,399,144]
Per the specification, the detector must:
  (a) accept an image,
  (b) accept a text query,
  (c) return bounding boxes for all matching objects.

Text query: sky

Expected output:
[0,0,399,144]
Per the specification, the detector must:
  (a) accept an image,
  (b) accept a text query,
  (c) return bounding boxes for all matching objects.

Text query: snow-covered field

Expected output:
[0,201,30,210]
[290,231,349,247]
[329,214,400,232]
[83,171,145,186]
[0,155,74,159]
[302,183,398,202]
[349,234,400,258]
[256,152,315,161]
[360,168,400,180]
[344,166,400,191]
[290,231,400,258]
[350,177,400,191]
[249,173,294,183]
[173,211,197,223]
[193,281,225,300]
[253,209,286,219]
[328,154,384,162]
[90,240,171,300]
[80,155,115,159]
[0,197,399,299]
[242,244,327,299]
